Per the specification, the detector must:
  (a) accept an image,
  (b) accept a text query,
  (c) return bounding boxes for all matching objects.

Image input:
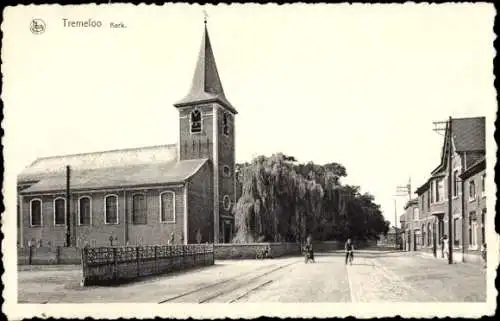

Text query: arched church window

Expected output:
[223,195,231,211]
[30,199,42,227]
[54,197,66,226]
[78,196,92,226]
[104,195,119,224]
[223,112,230,136]
[190,109,202,133]
[132,194,147,225]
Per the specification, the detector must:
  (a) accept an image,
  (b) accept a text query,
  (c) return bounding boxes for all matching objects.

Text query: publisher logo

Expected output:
[30,19,46,35]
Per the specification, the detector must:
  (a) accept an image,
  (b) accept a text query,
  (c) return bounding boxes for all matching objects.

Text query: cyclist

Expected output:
[345,238,354,265]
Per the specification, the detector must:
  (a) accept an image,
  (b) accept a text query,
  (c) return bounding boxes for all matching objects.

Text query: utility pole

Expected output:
[394,199,398,249]
[433,117,454,264]
[394,177,411,250]
[65,165,71,247]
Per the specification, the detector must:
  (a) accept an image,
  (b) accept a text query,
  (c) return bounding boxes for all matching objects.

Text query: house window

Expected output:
[453,170,458,197]
[427,223,432,246]
[430,181,434,203]
[223,195,232,211]
[469,211,477,248]
[104,195,118,224]
[453,218,459,246]
[437,178,444,202]
[190,109,202,133]
[30,199,42,227]
[413,207,419,221]
[78,196,92,226]
[421,224,425,245]
[469,180,476,200]
[54,198,66,226]
[481,174,486,196]
[160,191,175,223]
[420,195,424,213]
[132,194,147,225]
[223,112,230,136]
[223,165,231,177]
[481,209,486,245]
[427,190,430,210]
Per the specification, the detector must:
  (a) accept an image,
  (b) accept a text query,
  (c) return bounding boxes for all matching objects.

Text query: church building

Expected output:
[17,23,237,247]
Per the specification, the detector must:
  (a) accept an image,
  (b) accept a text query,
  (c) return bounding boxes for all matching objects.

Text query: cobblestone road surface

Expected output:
[18,249,486,303]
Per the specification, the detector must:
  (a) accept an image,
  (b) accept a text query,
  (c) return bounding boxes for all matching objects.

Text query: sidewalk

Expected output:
[415,250,484,266]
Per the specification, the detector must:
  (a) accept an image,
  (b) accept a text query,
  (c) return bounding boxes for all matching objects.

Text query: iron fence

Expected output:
[81,244,214,286]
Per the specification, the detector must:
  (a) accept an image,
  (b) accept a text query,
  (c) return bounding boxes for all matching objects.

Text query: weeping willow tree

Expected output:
[233,154,388,243]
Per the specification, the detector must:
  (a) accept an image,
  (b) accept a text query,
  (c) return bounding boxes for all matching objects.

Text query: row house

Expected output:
[399,199,421,252]
[411,117,485,263]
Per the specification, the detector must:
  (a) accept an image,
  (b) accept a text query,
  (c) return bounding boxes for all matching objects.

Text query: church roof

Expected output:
[174,25,237,114]
[18,145,209,193]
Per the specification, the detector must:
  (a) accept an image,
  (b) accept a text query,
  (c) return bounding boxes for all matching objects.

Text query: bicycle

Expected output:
[346,250,353,265]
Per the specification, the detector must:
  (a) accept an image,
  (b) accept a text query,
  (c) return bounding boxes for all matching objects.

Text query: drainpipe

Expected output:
[124,189,128,245]
[461,152,466,262]
[66,166,71,247]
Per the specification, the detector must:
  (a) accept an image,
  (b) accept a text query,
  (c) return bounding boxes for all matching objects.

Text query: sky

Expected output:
[3,3,496,227]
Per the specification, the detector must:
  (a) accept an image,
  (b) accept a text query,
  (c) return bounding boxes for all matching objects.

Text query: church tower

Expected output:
[174,21,237,243]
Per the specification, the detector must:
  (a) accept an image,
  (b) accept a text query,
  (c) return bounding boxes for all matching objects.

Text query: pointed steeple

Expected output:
[174,22,237,114]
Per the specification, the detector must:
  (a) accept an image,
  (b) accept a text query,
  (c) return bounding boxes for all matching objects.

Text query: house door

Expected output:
[223,221,232,244]
[432,222,437,256]
[471,221,478,249]
[438,219,444,241]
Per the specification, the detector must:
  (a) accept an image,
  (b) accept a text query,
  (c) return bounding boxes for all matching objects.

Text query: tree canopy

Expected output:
[232,153,389,243]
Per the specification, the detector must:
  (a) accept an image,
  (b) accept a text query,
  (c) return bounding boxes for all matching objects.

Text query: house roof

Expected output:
[431,117,485,175]
[403,198,419,210]
[174,25,237,114]
[415,179,430,195]
[452,117,486,152]
[18,145,209,194]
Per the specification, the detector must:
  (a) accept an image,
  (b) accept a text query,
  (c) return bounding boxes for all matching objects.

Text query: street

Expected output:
[18,249,486,303]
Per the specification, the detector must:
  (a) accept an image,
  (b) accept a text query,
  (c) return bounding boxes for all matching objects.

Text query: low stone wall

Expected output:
[214,242,300,259]
[18,246,81,265]
[81,244,214,286]
[313,241,343,252]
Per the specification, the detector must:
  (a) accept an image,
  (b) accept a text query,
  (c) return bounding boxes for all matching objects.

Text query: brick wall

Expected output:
[21,185,185,248]
[216,106,236,220]
[214,243,300,259]
[187,161,214,243]
[178,104,214,161]
[18,246,81,265]
[463,168,487,250]
[313,241,343,252]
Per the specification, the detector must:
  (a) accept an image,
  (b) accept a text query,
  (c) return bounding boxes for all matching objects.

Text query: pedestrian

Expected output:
[442,235,449,260]
[345,238,354,265]
[440,236,444,258]
[481,243,487,268]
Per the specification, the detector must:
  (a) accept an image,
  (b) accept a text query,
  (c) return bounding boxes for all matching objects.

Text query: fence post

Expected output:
[136,246,140,277]
[154,245,158,274]
[56,246,61,265]
[113,247,118,281]
[80,247,87,286]
[28,245,33,265]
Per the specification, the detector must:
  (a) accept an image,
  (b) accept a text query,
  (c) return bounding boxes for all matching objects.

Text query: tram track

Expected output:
[159,261,297,303]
